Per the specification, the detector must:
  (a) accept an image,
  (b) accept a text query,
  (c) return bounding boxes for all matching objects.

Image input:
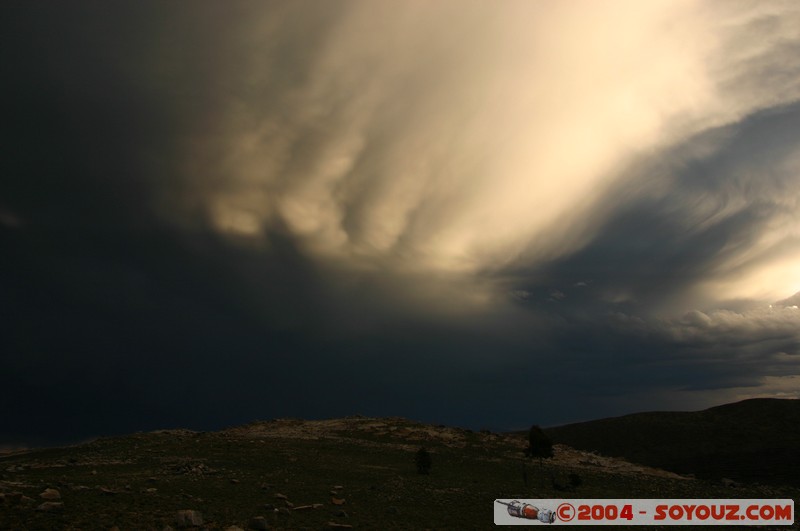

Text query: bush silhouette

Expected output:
[524,425,553,464]
[416,446,432,474]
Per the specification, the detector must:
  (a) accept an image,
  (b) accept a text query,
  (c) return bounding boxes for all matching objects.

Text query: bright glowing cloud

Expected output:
[166,1,800,289]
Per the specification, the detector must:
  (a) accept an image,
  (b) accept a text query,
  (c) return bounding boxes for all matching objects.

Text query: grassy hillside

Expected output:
[1,416,797,530]
[546,398,800,487]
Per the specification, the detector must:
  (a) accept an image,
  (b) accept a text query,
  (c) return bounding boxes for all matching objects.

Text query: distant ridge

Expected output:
[545,398,800,487]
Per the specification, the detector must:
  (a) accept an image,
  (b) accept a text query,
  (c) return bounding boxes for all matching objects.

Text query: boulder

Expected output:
[175,509,204,527]
[40,488,61,500]
[36,502,64,512]
[248,516,270,530]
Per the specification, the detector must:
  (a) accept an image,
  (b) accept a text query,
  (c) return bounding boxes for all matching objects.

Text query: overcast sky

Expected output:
[2,1,800,446]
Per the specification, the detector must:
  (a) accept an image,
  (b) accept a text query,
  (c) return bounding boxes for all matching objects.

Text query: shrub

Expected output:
[415,446,432,474]
[524,424,553,464]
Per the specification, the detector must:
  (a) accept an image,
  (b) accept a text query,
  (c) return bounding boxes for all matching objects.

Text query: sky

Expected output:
[2,0,800,446]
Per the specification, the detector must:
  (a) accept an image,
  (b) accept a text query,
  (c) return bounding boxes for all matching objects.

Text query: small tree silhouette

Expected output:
[524,425,553,465]
[415,446,432,474]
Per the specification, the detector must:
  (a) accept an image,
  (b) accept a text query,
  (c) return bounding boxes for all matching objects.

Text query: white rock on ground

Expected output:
[36,502,64,512]
[175,509,203,527]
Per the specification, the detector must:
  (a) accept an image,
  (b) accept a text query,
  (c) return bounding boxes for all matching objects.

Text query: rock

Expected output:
[40,488,61,500]
[293,504,313,511]
[175,509,204,527]
[91,470,97,475]
[37,501,64,512]
[5,492,23,505]
[333,485,344,490]
[248,516,270,530]
[331,497,346,505]
[330,490,339,496]
[230,478,240,484]
[274,493,288,500]
[285,500,294,508]
[178,462,214,476]
[312,503,324,509]
[336,510,349,518]
[721,478,740,488]
[263,503,275,510]
[225,527,245,531]
[100,487,119,495]
[327,523,353,529]
[21,496,34,505]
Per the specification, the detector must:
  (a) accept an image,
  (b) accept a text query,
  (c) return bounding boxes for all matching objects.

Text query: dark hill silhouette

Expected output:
[545,398,800,487]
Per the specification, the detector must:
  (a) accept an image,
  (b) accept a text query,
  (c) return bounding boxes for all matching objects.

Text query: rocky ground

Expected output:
[0,417,797,530]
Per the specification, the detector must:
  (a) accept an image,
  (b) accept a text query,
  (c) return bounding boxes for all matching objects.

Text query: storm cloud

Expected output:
[2,1,800,445]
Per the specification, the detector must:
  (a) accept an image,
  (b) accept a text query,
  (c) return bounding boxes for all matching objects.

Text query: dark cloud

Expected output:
[2,1,800,446]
